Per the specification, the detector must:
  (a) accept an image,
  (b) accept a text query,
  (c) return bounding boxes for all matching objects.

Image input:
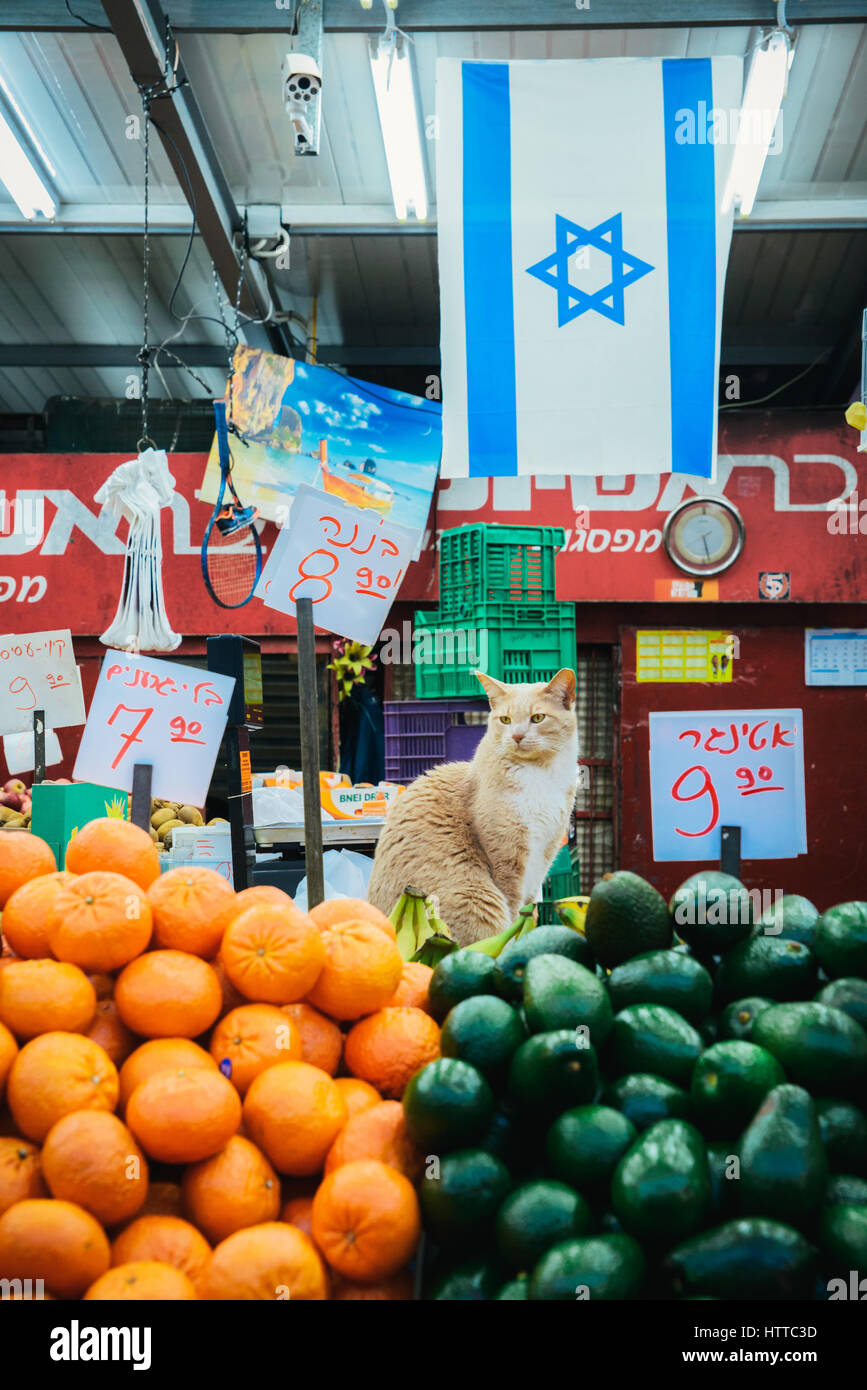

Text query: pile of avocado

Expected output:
[403,871,867,1300]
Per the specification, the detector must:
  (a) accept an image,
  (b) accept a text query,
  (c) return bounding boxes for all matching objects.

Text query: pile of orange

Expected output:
[0,820,440,1301]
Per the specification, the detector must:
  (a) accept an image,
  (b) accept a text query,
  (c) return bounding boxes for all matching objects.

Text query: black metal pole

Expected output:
[130,763,153,830]
[296,596,325,909]
[224,726,254,892]
[720,825,741,879]
[33,709,45,784]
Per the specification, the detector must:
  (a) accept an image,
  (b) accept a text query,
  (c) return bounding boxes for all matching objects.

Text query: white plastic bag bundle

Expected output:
[294,849,375,913]
[252,786,336,826]
[96,448,181,653]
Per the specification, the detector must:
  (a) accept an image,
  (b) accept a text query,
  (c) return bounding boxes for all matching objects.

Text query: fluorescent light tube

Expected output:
[0,107,56,220]
[724,29,791,218]
[369,36,428,222]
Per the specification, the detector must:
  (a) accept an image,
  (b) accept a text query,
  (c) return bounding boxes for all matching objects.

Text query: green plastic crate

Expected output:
[413,604,576,699]
[538,845,582,925]
[30,782,129,870]
[439,524,564,616]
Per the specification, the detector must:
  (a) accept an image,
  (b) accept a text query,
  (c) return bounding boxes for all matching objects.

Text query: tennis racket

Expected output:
[201,398,262,609]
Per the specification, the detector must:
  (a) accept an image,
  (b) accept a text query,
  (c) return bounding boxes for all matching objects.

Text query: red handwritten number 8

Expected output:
[672,764,720,838]
[289,550,338,604]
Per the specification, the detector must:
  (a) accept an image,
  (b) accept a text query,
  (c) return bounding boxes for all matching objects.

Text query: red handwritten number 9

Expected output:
[289,549,338,604]
[9,677,36,711]
[671,765,720,838]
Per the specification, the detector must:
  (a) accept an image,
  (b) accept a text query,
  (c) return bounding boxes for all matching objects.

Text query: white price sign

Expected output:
[0,629,85,735]
[256,484,418,646]
[73,651,235,807]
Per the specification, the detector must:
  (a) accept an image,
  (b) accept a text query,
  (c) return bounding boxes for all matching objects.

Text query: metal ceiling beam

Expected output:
[99,0,287,355]
[11,1,867,32]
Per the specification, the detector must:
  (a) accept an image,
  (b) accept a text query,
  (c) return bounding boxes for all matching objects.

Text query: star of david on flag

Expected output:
[435,55,743,479]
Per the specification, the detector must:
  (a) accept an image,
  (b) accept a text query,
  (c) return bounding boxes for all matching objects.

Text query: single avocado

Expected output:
[612,1119,711,1243]
[508,1030,599,1113]
[717,996,774,1043]
[528,1234,646,1301]
[715,935,817,1003]
[402,1058,494,1151]
[584,871,672,969]
[738,1084,828,1223]
[603,1072,692,1130]
[494,926,594,1002]
[428,949,498,1020]
[496,1180,591,1273]
[757,893,819,945]
[669,870,753,954]
[427,1256,503,1300]
[496,1275,529,1300]
[420,1147,512,1248]
[813,902,867,979]
[439,995,526,1081]
[815,977,867,1033]
[815,1098,867,1176]
[752,1002,867,1099]
[607,948,714,1025]
[690,1041,785,1137]
[663,1218,816,1300]
[522,953,613,1045]
[607,1004,703,1087]
[546,1104,637,1192]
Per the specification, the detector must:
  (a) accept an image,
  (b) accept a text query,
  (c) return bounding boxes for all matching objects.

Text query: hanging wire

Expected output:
[137,90,155,452]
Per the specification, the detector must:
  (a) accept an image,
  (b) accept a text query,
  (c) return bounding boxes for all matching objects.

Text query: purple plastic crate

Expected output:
[384,699,488,783]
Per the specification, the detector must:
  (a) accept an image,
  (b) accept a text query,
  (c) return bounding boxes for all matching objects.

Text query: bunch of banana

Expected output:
[389,888,457,966]
[555,895,591,935]
[464,904,535,957]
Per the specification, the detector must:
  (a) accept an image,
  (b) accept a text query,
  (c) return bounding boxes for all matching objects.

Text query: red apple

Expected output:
[20,797,32,816]
[0,791,22,811]
[3,779,26,795]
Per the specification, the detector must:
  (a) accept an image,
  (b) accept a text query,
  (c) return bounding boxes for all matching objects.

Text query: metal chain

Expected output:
[227,222,248,435]
[136,92,153,452]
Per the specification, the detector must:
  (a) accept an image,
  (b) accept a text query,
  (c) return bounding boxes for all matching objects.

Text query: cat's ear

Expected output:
[545,668,577,708]
[475,671,509,705]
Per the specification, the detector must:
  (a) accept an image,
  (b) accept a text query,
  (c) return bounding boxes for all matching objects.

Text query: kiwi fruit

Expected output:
[157,818,184,844]
[178,806,204,826]
[151,807,176,830]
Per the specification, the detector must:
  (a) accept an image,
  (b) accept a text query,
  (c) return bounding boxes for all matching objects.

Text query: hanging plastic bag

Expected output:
[96,448,181,653]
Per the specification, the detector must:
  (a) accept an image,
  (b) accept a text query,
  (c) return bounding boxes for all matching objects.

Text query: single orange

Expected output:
[311,1159,420,1284]
[147,867,237,958]
[119,1038,218,1110]
[0,832,56,908]
[209,1004,301,1096]
[280,1194,314,1238]
[200,1221,329,1300]
[243,1060,347,1177]
[7,1032,119,1142]
[221,903,325,1005]
[332,1270,414,1300]
[45,871,153,972]
[281,1002,343,1076]
[65,817,160,890]
[84,1260,198,1300]
[0,871,74,957]
[385,961,433,1012]
[344,1006,441,1099]
[111,1214,210,1287]
[0,1019,18,1102]
[41,1110,148,1227]
[324,1099,423,1182]
[309,897,397,940]
[0,958,96,1039]
[0,1197,110,1298]
[114,950,222,1039]
[0,1136,47,1215]
[306,919,403,1022]
[230,884,294,916]
[126,1067,241,1164]
[182,1134,280,1244]
[333,1077,381,1121]
[86,998,136,1066]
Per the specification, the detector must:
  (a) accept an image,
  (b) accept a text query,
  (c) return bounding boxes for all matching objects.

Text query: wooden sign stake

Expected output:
[720,824,741,880]
[33,709,46,785]
[130,763,153,831]
[296,596,325,909]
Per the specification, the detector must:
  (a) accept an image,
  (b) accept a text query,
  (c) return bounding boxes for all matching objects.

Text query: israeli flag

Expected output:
[436,57,743,480]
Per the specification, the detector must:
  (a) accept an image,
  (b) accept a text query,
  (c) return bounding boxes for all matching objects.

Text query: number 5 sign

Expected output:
[648,709,807,862]
[73,651,235,807]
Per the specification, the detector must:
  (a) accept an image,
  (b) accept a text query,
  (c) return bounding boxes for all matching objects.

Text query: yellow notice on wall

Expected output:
[636,630,736,683]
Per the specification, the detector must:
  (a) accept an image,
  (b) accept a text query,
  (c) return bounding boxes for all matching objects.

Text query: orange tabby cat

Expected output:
[368,668,578,946]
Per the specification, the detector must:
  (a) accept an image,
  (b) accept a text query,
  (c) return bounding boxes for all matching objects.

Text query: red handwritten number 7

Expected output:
[107,704,154,770]
[671,764,720,837]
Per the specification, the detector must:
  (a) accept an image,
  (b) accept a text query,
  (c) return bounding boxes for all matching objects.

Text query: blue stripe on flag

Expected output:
[662,58,717,479]
[462,63,518,477]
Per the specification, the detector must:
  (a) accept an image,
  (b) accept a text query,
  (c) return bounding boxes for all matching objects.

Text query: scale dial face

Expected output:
[663,498,745,577]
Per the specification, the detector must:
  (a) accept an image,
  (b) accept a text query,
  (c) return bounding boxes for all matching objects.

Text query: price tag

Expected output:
[256,484,418,645]
[73,651,235,807]
[648,708,807,861]
[0,629,85,735]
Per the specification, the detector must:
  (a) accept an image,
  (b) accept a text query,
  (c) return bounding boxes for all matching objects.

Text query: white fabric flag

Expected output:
[436,56,743,480]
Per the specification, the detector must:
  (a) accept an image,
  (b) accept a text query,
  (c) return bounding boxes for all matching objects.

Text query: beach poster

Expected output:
[198,347,442,539]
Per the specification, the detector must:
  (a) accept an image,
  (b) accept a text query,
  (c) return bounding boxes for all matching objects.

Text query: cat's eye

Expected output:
[530,713,546,723]
[499,715,512,725]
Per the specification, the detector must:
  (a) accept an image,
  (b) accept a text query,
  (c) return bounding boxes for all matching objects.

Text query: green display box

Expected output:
[30,783,129,870]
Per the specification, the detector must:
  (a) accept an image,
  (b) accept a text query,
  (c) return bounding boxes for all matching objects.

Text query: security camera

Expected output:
[282,53,322,155]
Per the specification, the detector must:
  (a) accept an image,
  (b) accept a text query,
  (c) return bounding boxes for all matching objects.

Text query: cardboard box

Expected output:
[30,782,129,868]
